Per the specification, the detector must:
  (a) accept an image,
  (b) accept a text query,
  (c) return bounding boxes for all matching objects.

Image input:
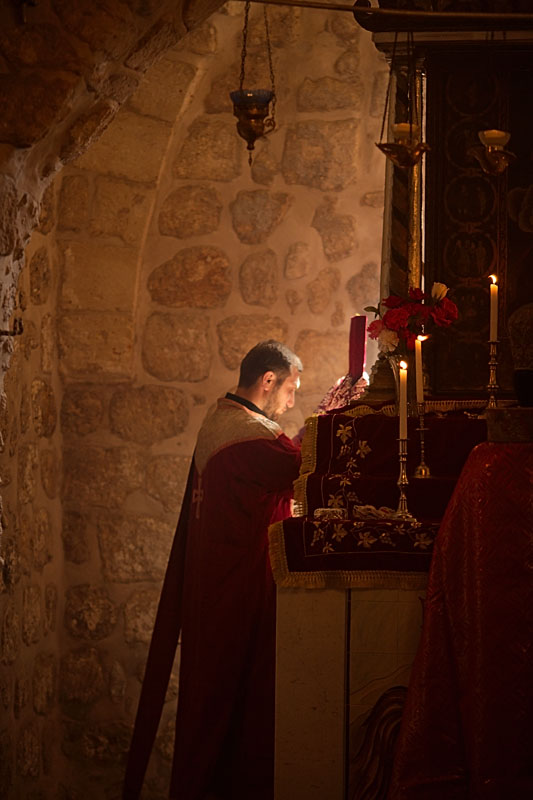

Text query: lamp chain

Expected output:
[239,0,251,91]
[264,5,276,124]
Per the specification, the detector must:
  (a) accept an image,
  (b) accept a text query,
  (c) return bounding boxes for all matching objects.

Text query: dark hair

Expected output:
[238,340,303,388]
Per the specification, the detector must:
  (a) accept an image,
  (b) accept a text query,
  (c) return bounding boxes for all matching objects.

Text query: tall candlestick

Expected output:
[399,360,408,439]
[415,336,427,404]
[489,275,498,340]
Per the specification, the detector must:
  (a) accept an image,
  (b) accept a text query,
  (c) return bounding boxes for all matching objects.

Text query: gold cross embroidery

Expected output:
[192,478,204,520]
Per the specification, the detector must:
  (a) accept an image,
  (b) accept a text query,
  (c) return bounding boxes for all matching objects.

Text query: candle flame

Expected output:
[489,274,497,284]
[417,335,429,342]
[399,360,408,370]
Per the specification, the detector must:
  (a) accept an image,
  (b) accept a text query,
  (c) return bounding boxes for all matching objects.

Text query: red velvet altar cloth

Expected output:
[389,442,533,799]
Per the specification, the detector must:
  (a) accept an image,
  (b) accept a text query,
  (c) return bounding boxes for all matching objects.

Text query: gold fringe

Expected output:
[268,521,428,591]
[292,474,308,516]
[300,414,319,476]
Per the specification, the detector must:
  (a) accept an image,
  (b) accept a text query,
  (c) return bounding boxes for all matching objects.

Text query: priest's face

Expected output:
[263,366,301,421]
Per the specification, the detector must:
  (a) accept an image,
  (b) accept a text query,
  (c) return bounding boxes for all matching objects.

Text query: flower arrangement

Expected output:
[365,282,458,354]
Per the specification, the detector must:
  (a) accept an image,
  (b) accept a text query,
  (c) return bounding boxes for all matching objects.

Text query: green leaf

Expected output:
[364,306,379,315]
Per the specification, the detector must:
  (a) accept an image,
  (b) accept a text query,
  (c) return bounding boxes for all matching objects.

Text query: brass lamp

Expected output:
[469,129,516,175]
[230,1,276,165]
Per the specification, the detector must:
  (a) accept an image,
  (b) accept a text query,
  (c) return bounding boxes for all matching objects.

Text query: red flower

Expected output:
[431,296,458,327]
[367,319,384,339]
[383,307,410,331]
[404,331,417,350]
[381,295,404,308]
[408,287,426,301]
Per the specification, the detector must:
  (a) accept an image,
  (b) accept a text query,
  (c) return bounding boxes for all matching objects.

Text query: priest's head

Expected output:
[237,340,303,421]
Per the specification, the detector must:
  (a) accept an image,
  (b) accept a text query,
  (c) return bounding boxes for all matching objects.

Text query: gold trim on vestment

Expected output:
[268,521,429,590]
[194,397,283,475]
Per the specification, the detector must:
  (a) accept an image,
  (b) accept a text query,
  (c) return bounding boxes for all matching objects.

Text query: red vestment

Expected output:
[389,442,533,799]
[123,397,301,800]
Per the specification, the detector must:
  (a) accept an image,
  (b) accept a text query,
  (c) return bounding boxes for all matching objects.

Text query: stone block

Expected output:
[60,100,118,165]
[62,511,90,565]
[0,72,78,148]
[61,387,104,436]
[59,240,137,312]
[327,13,360,44]
[142,311,211,382]
[248,5,300,47]
[294,329,348,395]
[282,120,358,192]
[44,584,57,635]
[29,247,52,305]
[285,289,302,315]
[1,601,20,664]
[306,267,341,314]
[90,176,153,246]
[20,385,31,434]
[146,454,191,512]
[130,58,196,122]
[22,585,42,646]
[183,22,217,55]
[37,182,55,235]
[75,108,170,183]
[217,314,288,370]
[147,246,231,308]
[230,190,291,244]
[31,379,57,437]
[33,653,57,714]
[346,262,380,312]
[124,588,160,643]
[239,249,278,307]
[173,117,241,181]
[370,70,389,118]
[361,191,385,208]
[0,728,13,796]
[97,514,174,583]
[334,51,361,81]
[297,77,363,112]
[109,661,127,704]
[64,584,118,640]
[63,445,144,509]
[33,508,52,572]
[331,301,345,328]
[158,184,222,238]
[60,647,105,706]
[52,0,137,60]
[125,18,180,71]
[251,145,279,186]
[18,443,38,505]
[16,721,40,778]
[0,175,17,255]
[40,314,56,374]
[62,720,131,764]
[156,718,175,762]
[14,671,29,718]
[0,22,80,71]
[109,385,189,445]
[58,311,135,380]
[312,197,356,262]
[40,447,61,499]
[284,242,313,280]
[57,175,89,233]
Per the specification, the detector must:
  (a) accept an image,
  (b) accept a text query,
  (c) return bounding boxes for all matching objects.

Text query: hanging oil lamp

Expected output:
[376,32,430,168]
[230,0,276,166]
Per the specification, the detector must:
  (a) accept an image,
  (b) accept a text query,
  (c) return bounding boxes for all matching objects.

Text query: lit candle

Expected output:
[415,335,428,404]
[489,274,498,340]
[399,360,408,439]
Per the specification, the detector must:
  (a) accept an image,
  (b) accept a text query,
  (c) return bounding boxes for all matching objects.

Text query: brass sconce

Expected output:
[469,129,516,175]
[230,1,276,166]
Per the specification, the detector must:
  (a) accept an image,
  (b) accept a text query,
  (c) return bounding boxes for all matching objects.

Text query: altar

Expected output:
[270,402,488,799]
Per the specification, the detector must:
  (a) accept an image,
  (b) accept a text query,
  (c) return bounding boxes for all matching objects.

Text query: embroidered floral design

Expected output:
[357,531,377,548]
[322,542,334,553]
[328,492,345,509]
[336,423,353,444]
[332,524,348,543]
[414,532,433,549]
[356,440,371,458]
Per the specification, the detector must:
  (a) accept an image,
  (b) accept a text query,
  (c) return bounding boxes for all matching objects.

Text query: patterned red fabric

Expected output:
[389,442,533,799]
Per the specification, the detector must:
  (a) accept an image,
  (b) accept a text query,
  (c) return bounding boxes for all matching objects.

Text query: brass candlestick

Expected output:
[397,438,410,517]
[414,402,431,478]
[487,340,499,409]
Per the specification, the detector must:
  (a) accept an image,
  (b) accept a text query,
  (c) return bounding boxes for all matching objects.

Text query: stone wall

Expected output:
[0,2,386,797]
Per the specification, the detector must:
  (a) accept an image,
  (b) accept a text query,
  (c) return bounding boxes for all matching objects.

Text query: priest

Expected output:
[123,340,303,800]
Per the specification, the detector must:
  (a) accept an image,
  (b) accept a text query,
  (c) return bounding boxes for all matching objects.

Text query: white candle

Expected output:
[399,360,408,439]
[415,336,428,404]
[489,275,498,340]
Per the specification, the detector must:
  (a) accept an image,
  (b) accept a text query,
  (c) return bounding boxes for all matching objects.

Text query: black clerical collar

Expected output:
[225,392,269,419]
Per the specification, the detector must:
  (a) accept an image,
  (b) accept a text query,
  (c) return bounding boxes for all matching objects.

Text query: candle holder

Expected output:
[487,340,499,409]
[414,402,431,478]
[396,437,411,517]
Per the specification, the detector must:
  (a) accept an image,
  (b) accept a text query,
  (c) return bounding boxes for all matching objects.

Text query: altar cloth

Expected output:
[389,442,533,798]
